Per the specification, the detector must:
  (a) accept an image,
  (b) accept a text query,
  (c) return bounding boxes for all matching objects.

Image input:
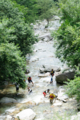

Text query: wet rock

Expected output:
[15,109,36,120]
[30,57,39,62]
[38,33,52,41]
[5,107,16,114]
[25,69,30,74]
[39,65,61,73]
[0,97,17,104]
[38,73,50,77]
[56,71,75,84]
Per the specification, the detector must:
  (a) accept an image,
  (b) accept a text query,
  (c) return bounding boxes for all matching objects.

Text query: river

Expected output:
[0,17,78,120]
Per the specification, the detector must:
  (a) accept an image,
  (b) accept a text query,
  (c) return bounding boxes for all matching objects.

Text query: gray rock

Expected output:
[56,71,75,84]
[26,69,30,74]
[0,97,17,104]
[39,65,61,73]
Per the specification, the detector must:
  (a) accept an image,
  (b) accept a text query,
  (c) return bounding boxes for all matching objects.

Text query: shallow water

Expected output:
[24,19,77,119]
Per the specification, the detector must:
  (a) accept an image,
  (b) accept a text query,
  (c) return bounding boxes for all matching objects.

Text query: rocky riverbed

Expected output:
[0,17,80,120]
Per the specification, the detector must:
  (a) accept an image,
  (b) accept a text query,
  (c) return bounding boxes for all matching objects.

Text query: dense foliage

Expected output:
[14,0,58,25]
[36,0,57,26]
[52,0,80,101]
[53,0,80,67]
[12,0,38,23]
[65,76,80,102]
[0,43,26,88]
[0,0,38,56]
[0,0,38,89]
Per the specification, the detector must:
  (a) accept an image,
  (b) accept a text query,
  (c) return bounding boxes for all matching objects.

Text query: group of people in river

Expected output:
[27,69,56,104]
[42,69,56,104]
[15,69,56,104]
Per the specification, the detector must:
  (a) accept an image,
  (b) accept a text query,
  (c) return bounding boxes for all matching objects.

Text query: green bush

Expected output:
[0,43,26,88]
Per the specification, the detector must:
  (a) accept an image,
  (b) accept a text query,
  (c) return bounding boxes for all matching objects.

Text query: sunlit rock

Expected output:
[54,100,62,106]
[38,73,50,77]
[39,65,61,73]
[15,109,36,120]
[5,115,12,120]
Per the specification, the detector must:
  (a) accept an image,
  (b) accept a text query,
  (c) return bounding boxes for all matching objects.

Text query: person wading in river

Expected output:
[50,69,55,83]
[49,92,55,104]
[43,91,46,97]
[28,87,32,94]
[28,76,34,85]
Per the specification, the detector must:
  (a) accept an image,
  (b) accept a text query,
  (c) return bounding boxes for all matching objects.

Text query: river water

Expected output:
[22,18,77,120]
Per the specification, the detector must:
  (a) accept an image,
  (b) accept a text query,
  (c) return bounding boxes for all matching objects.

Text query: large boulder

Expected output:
[56,71,75,84]
[38,33,52,41]
[15,109,36,120]
[39,65,61,73]
[0,97,17,104]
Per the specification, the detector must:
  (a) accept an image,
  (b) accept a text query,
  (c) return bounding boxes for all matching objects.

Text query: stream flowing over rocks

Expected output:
[0,16,79,120]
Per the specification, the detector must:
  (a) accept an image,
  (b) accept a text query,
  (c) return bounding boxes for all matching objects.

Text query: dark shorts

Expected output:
[16,87,19,91]
[51,73,54,76]
[28,80,32,83]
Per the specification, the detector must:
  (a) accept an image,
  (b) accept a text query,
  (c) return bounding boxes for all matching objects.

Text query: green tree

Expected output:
[52,0,80,67]
[65,75,80,102]
[52,0,80,104]
[37,0,57,26]
[12,0,38,23]
[0,43,26,88]
[0,0,38,56]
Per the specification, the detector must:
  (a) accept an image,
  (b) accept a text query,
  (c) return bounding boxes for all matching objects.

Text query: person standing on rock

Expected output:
[28,76,34,85]
[49,92,55,104]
